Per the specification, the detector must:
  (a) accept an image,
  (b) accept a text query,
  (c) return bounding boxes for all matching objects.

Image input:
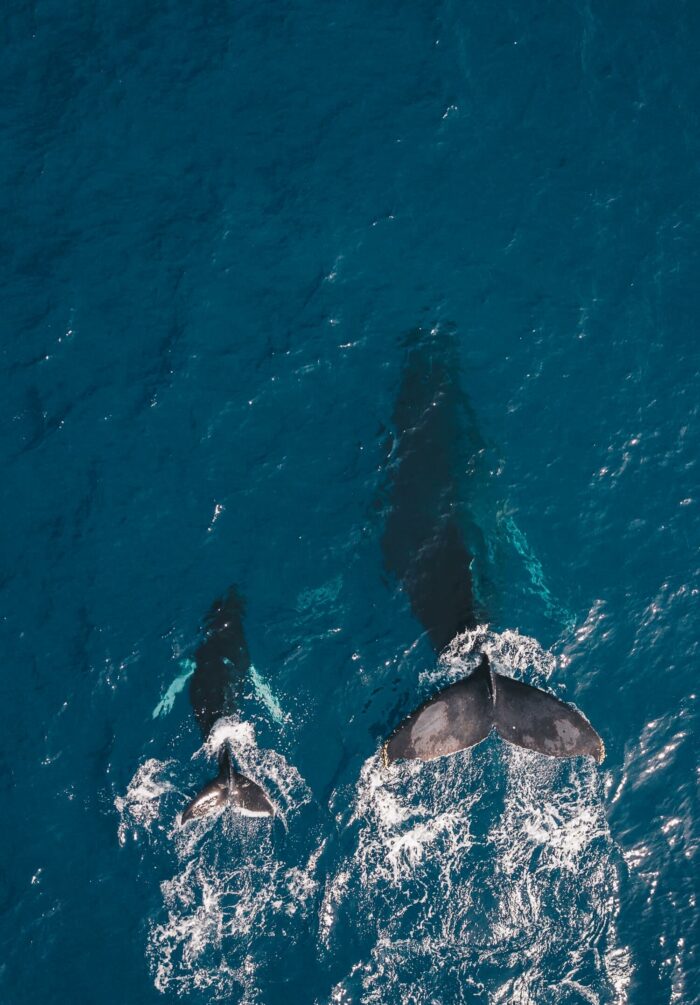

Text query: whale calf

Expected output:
[182,588,274,822]
[381,329,604,765]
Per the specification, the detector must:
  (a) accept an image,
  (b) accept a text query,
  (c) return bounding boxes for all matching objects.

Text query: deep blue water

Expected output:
[2,1,698,1002]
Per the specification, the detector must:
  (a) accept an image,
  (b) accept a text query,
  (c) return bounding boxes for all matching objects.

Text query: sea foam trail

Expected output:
[116,633,630,1003]
[321,629,631,1005]
[115,757,178,847]
[116,718,317,1000]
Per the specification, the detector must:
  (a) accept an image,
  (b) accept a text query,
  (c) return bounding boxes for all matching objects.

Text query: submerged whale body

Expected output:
[181,589,274,822]
[381,329,604,765]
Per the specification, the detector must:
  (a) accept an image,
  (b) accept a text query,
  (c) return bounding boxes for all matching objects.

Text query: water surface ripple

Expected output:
[1,2,698,1003]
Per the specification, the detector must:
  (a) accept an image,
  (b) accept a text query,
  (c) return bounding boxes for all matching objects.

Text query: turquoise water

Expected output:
[2,2,698,1002]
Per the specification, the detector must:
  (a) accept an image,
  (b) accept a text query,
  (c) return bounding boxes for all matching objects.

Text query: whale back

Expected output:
[381,330,482,650]
[188,588,250,736]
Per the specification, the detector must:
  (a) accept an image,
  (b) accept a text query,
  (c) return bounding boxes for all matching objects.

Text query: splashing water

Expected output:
[115,758,178,847]
[116,633,629,1003]
[199,717,310,825]
[116,719,317,999]
[430,623,560,688]
[149,825,324,1000]
[321,629,629,1005]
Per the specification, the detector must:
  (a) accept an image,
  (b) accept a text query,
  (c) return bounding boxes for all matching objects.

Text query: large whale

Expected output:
[181,588,275,822]
[380,330,604,765]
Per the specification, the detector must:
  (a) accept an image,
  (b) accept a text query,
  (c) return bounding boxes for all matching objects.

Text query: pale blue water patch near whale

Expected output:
[151,658,286,727]
[499,511,576,629]
[295,575,344,614]
[152,659,196,719]
[249,666,287,727]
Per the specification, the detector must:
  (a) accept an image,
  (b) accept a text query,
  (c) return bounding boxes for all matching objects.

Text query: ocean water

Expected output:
[2,1,698,1003]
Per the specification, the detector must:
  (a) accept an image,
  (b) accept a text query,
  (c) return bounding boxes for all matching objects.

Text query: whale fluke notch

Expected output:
[181,749,274,823]
[383,654,604,765]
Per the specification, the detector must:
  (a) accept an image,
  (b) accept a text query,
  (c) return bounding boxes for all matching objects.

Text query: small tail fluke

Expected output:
[181,749,274,823]
[181,767,229,822]
[227,770,276,818]
[383,654,604,766]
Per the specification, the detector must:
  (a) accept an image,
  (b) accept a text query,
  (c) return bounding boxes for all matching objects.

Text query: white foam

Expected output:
[114,758,177,846]
[322,628,631,1004]
[120,631,632,1003]
[149,829,323,1000]
[118,717,315,999]
[435,623,559,687]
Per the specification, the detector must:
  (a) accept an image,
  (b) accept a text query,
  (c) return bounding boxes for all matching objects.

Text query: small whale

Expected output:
[181,588,274,823]
[380,329,604,765]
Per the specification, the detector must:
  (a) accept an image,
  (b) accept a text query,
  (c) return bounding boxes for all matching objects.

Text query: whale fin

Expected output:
[181,751,275,823]
[492,672,605,762]
[383,655,494,764]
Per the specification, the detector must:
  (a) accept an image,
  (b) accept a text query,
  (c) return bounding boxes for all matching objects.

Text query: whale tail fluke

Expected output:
[383,654,493,765]
[181,749,275,823]
[181,768,230,823]
[491,669,604,762]
[383,653,604,766]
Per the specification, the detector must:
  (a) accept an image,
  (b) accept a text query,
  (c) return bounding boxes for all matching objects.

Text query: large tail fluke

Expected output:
[491,671,604,761]
[383,654,493,765]
[181,749,274,823]
[383,654,604,766]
